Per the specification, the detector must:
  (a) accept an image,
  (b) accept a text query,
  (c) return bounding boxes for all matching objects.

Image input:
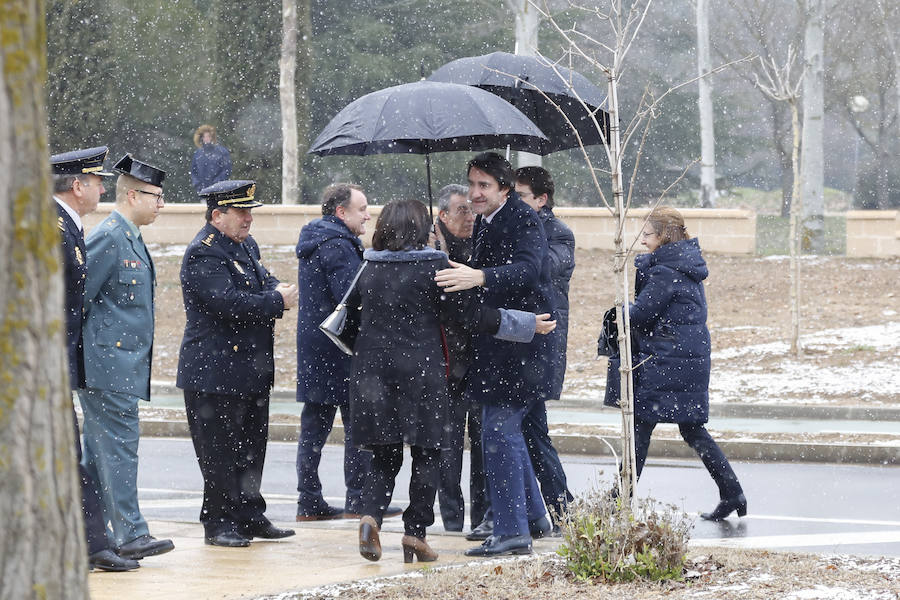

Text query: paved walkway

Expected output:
[88,519,561,600]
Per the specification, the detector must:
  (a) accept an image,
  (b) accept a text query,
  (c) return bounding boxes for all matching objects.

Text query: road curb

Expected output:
[138,419,900,466]
[149,384,900,421]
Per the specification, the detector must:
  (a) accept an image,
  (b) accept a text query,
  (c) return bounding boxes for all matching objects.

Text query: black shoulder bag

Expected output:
[319,260,367,356]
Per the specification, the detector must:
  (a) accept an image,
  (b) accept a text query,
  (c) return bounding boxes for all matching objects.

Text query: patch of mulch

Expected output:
[270,549,900,600]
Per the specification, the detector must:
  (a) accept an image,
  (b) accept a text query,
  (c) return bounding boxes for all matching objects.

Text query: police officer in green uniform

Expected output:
[80,154,175,561]
[177,180,299,547]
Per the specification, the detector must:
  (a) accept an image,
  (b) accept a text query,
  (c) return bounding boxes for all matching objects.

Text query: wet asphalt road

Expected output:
[136,437,900,557]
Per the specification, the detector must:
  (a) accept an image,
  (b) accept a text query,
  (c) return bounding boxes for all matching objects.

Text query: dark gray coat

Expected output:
[539,207,575,400]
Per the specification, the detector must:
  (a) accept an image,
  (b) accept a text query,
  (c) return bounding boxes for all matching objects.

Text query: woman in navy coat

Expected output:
[605,206,746,521]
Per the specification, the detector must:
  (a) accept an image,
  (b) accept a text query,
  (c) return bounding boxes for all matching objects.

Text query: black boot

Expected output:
[700,494,747,521]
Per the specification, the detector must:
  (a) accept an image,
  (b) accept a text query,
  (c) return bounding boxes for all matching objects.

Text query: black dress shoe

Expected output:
[700,494,747,521]
[204,531,251,547]
[465,519,494,541]
[89,549,140,572]
[296,504,345,521]
[528,516,552,539]
[245,522,296,539]
[464,534,532,557]
[117,534,175,559]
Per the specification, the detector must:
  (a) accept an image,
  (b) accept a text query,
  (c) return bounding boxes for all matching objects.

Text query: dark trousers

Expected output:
[438,389,486,531]
[634,418,744,499]
[295,402,368,513]
[523,400,572,520]
[359,444,440,539]
[482,401,547,537]
[184,390,270,537]
[73,406,109,554]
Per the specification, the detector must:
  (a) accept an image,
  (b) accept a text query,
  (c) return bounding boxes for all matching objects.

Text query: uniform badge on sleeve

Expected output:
[202,233,215,247]
[58,216,65,232]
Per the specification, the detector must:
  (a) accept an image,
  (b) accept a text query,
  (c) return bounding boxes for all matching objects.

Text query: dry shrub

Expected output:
[557,484,692,582]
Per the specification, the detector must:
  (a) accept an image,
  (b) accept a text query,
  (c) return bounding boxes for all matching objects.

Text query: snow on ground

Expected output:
[709,322,900,404]
[782,586,896,600]
[565,323,900,405]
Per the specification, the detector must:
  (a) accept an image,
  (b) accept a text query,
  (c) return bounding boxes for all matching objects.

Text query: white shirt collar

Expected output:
[54,196,83,231]
[483,198,507,224]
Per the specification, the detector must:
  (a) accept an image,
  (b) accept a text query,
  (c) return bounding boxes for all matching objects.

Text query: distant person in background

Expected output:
[191,124,232,193]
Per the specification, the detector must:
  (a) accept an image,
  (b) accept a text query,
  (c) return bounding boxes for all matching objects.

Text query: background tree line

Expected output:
[46,0,900,211]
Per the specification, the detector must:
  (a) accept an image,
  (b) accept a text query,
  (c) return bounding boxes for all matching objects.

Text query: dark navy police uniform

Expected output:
[51,146,116,558]
[177,180,288,541]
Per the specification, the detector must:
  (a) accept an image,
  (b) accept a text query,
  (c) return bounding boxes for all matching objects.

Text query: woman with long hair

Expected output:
[347,199,554,563]
[605,206,746,521]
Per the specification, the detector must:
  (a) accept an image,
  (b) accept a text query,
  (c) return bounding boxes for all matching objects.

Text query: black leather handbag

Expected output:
[319,260,367,356]
[597,306,619,357]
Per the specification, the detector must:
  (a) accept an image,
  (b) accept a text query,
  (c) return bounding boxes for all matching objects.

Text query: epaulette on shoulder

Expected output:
[58,216,65,232]
[201,233,215,247]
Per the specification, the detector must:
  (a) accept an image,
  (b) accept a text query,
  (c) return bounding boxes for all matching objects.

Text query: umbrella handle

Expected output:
[426,153,434,220]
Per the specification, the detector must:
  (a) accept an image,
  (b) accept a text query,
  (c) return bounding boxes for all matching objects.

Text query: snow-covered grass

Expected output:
[564,322,900,406]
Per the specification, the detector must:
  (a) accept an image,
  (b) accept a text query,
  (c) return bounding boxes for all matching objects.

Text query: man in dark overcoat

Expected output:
[431,183,487,532]
[177,180,298,547]
[51,146,139,572]
[435,152,555,557]
[294,184,401,521]
[515,166,575,526]
[79,154,174,560]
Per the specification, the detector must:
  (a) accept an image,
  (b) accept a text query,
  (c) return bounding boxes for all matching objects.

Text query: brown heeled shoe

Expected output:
[359,516,381,561]
[401,534,437,563]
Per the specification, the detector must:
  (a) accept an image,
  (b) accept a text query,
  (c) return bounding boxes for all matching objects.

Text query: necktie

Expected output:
[473,222,488,262]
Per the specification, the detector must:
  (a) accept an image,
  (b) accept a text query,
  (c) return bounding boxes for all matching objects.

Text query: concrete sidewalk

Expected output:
[88,518,561,600]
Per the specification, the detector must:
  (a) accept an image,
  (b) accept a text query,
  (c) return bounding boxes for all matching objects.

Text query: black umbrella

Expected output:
[308,80,550,216]
[428,51,610,153]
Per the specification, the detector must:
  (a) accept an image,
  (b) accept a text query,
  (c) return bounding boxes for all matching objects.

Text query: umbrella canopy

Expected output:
[428,51,611,153]
[309,80,550,157]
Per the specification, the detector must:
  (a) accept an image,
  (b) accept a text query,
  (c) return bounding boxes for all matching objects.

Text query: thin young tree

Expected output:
[1,2,89,598]
[756,48,805,357]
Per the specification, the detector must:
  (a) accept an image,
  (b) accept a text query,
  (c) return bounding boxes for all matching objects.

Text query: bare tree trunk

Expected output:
[877,1,900,151]
[0,2,89,598]
[506,0,542,168]
[771,102,794,217]
[280,0,299,204]
[788,100,802,356]
[607,68,637,508]
[696,0,717,208]
[800,0,825,253]
[296,0,312,203]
